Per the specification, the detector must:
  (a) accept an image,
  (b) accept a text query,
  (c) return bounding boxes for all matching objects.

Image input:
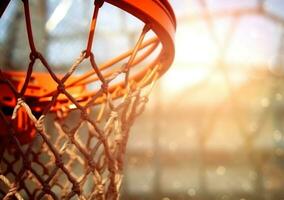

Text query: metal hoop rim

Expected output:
[106,0,176,77]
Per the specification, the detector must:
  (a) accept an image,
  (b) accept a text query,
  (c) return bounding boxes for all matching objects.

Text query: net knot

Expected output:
[81,110,89,121]
[7,185,18,196]
[23,160,31,169]
[29,51,40,60]
[57,84,66,93]
[72,182,81,195]
[42,183,51,193]
[95,183,104,194]
[82,50,90,59]
[101,82,108,92]
[35,115,45,132]
[16,98,24,105]
[11,98,24,120]
[94,0,104,8]
[88,159,96,169]
[122,64,129,73]
[110,110,119,119]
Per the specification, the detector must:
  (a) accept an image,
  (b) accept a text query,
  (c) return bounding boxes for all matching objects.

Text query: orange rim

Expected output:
[0,0,176,111]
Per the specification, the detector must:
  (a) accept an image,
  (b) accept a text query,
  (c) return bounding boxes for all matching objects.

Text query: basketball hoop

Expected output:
[0,0,176,199]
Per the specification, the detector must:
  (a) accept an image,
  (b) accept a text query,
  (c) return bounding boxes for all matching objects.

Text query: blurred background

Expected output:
[124,0,284,199]
[1,0,284,199]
